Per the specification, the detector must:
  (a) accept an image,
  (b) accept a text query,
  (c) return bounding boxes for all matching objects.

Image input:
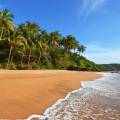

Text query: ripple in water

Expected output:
[27,73,120,120]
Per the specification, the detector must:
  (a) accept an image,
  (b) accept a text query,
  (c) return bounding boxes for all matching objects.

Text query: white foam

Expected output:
[27,115,44,120]
[27,88,82,120]
[27,72,120,120]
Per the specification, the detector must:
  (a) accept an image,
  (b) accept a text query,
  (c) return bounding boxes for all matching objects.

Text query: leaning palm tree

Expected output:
[49,31,62,48]
[77,45,86,54]
[37,37,48,64]
[26,22,41,64]
[7,30,27,65]
[0,9,14,41]
[62,35,78,51]
[17,22,41,64]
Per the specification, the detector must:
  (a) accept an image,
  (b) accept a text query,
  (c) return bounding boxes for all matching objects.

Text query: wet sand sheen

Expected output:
[0,70,100,119]
[39,73,120,120]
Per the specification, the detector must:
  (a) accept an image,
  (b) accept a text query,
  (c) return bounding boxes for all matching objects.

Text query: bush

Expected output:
[62,60,77,69]
[16,64,25,70]
[4,62,16,70]
[31,63,40,69]
[16,64,33,70]
[39,61,55,69]
[80,67,87,71]
[67,65,81,71]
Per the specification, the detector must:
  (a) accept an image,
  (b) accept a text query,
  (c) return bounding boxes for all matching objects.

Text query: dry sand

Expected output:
[0,70,100,119]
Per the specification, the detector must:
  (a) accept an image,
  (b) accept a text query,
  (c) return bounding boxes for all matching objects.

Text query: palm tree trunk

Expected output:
[21,54,24,65]
[7,46,13,68]
[10,54,14,64]
[38,52,41,64]
[28,49,31,64]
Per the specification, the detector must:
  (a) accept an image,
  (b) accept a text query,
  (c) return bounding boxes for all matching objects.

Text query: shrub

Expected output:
[67,65,81,71]
[44,61,54,69]
[16,64,33,70]
[23,64,32,70]
[16,64,25,70]
[31,63,40,69]
[4,62,16,70]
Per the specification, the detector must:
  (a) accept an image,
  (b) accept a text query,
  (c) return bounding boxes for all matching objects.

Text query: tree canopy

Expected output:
[0,9,100,71]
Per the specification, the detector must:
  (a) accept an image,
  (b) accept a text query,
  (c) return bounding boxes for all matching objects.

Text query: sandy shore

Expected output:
[0,70,100,119]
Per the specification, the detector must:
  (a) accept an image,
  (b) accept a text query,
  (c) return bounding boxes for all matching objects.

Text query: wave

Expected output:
[27,72,120,120]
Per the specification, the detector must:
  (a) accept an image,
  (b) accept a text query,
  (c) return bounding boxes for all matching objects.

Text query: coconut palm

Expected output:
[36,34,47,63]
[7,30,27,65]
[17,22,41,64]
[49,31,62,48]
[62,35,78,51]
[0,9,91,70]
[0,9,14,41]
[77,45,86,54]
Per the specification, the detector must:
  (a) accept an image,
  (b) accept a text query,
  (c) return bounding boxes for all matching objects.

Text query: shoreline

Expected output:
[27,72,103,120]
[31,73,120,120]
[0,70,101,119]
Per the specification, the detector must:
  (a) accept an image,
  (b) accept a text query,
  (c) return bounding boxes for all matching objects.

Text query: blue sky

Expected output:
[0,0,120,64]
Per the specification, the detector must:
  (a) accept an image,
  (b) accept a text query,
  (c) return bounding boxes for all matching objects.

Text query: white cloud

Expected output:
[81,0,109,16]
[84,43,120,64]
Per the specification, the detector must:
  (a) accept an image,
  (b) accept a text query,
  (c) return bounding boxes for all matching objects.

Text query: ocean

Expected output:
[27,73,120,120]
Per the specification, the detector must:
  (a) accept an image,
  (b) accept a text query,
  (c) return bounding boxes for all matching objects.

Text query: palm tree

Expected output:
[36,30,50,63]
[7,30,27,65]
[0,9,90,70]
[0,9,14,41]
[49,31,62,48]
[26,22,41,64]
[62,35,78,51]
[17,22,41,64]
[36,35,47,63]
[77,45,86,54]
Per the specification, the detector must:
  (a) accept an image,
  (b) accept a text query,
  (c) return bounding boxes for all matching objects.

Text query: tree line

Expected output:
[0,9,100,71]
[98,64,120,71]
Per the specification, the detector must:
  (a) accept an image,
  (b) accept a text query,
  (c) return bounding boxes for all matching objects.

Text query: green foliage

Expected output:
[17,64,33,70]
[0,9,101,71]
[44,61,55,69]
[4,62,16,70]
[16,64,26,70]
[31,63,40,69]
[0,51,7,63]
[99,64,120,71]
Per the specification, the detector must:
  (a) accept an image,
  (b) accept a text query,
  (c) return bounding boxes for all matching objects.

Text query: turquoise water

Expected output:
[27,73,120,120]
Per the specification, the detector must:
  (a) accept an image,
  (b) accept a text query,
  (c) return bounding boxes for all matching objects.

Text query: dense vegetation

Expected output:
[99,64,120,71]
[0,9,100,71]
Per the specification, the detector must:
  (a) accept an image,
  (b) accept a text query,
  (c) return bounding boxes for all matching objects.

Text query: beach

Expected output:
[0,70,100,119]
[35,73,120,120]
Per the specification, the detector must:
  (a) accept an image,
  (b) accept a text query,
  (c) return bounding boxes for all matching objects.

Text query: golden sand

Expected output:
[0,70,100,119]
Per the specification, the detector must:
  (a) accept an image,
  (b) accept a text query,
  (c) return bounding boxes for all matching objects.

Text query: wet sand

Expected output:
[0,70,100,119]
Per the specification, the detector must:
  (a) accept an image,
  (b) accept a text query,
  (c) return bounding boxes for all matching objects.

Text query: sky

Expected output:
[0,0,120,64]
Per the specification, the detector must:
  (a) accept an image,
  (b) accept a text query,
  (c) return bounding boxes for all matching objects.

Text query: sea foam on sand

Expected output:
[27,73,120,120]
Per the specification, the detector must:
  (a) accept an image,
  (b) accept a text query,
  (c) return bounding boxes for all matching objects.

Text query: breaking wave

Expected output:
[27,73,120,120]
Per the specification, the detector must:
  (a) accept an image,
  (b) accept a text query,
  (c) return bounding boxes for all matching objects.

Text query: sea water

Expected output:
[27,73,120,120]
